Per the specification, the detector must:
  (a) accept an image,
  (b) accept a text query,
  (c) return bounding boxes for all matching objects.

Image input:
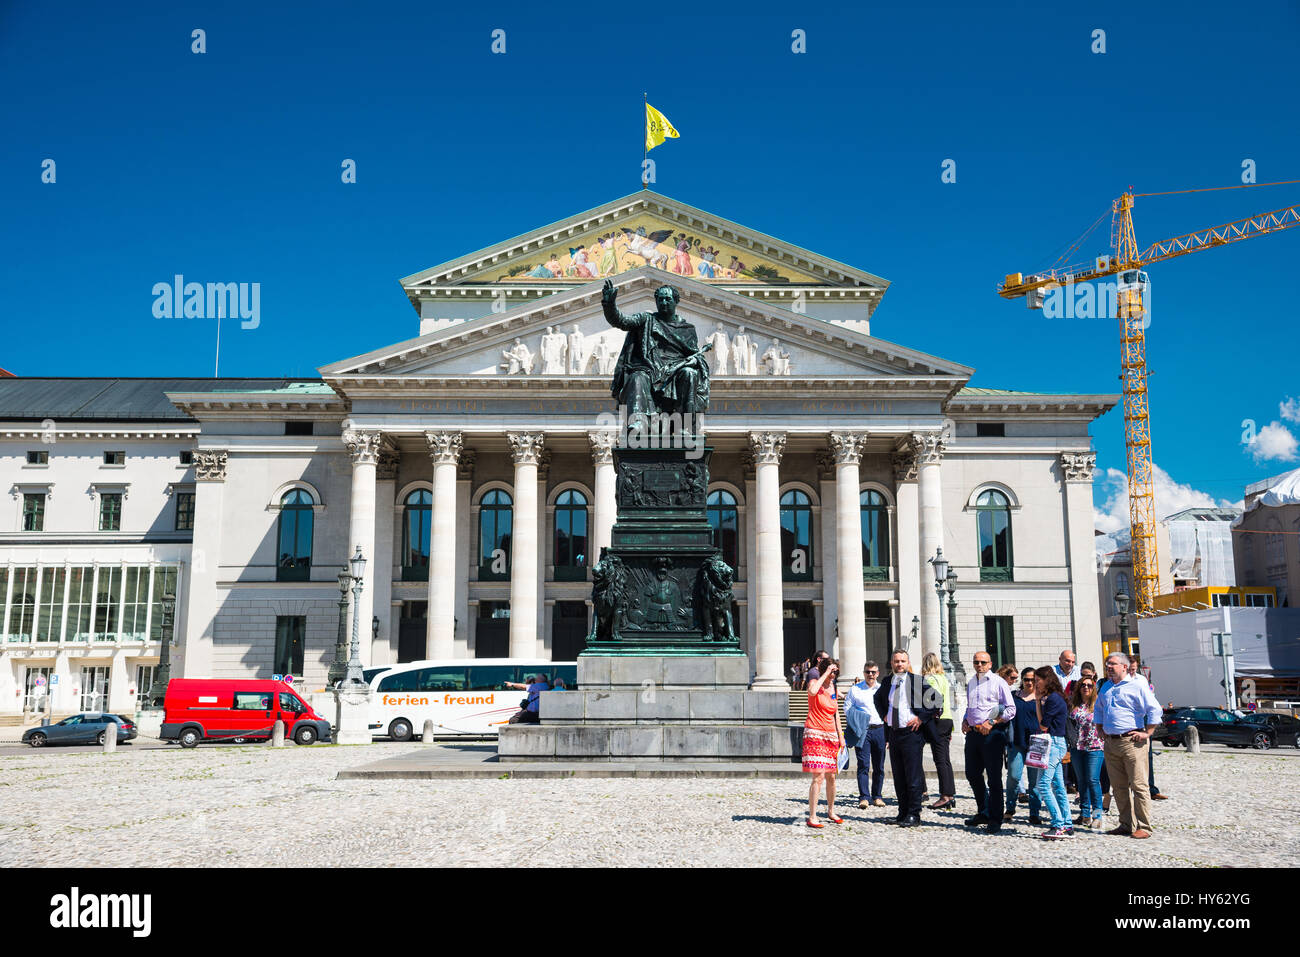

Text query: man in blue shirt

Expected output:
[505,674,550,724]
[1093,653,1162,839]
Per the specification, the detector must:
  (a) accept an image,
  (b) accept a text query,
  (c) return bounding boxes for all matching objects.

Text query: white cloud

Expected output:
[1280,396,1300,425]
[1093,462,1231,535]
[1247,421,1299,464]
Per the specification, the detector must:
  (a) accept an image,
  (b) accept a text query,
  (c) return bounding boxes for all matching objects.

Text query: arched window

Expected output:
[780,489,813,582]
[554,489,588,581]
[707,489,739,573]
[402,489,432,581]
[276,489,314,582]
[861,489,890,581]
[1114,571,1131,615]
[975,489,1013,581]
[479,489,513,581]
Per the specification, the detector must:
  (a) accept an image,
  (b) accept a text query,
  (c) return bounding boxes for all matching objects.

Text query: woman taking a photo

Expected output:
[803,657,845,827]
[921,653,956,811]
[1033,666,1072,839]
[1069,675,1105,828]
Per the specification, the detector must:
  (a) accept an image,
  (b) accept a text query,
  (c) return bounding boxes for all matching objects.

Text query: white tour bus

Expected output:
[367,659,577,739]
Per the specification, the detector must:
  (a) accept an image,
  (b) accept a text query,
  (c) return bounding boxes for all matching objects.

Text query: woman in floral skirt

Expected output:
[804,658,845,827]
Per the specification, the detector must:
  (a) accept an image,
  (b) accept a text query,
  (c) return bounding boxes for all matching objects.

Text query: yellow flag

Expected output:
[645,102,679,152]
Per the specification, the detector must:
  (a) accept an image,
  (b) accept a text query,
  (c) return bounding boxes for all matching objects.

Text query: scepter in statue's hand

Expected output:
[655,341,713,387]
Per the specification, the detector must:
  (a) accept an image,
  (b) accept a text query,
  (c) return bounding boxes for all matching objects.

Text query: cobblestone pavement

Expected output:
[1,744,1296,867]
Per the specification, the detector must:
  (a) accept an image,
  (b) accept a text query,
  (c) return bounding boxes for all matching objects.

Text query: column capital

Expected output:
[507,432,546,465]
[892,444,918,482]
[815,450,835,480]
[588,430,618,466]
[1059,450,1098,482]
[343,429,386,466]
[457,448,477,481]
[747,431,786,466]
[425,430,464,466]
[376,448,400,481]
[909,430,945,466]
[829,431,866,467]
[194,450,228,482]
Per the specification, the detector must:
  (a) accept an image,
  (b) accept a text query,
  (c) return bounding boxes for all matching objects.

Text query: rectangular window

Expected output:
[175,492,195,530]
[233,691,274,711]
[284,421,313,436]
[103,451,125,466]
[120,567,149,639]
[1246,593,1274,608]
[26,450,49,465]
[149,566,180,642]
[976,423,1006,437]
[65,567,94,641]
[99,493,123,531]
[35,567,66,641]
[93,565,121,639]
[274,616,305,676]
[984,616,1015,671]
[22,493,45,531]
[135,665,158,703]
[178,450,194,465]
[9,567,37,640]
[23,667,51,711]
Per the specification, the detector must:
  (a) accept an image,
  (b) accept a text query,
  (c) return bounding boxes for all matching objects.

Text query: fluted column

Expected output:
[343,429,383,668]
[913,431,946,659]
[831,432,867,673]
[588,431,618,563]
[508,432,545,658]
[425,431,463,659]
[749,431,787,689]
[893,445,920,660]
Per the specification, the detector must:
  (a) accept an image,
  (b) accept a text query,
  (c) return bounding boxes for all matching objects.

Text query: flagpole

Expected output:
[642,91,647,190]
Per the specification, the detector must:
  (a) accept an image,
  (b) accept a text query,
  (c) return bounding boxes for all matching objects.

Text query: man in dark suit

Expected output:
[874,649,941,827]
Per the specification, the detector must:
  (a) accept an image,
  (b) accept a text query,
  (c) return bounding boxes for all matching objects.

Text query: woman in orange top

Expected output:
[803,658,845,827]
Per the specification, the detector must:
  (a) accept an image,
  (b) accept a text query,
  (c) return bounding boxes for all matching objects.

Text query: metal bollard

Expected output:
[1185,724,1199,754]
[103,721,117,753]
[272,720,285,748]
[422,720,435,743]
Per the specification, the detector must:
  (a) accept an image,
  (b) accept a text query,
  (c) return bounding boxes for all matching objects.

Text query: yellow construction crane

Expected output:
[998,182,1300,616]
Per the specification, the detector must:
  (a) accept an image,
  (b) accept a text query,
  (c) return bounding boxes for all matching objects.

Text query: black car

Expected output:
[1240,711,1300,749]
[21,713,138,748]
[1161,707,1276,750]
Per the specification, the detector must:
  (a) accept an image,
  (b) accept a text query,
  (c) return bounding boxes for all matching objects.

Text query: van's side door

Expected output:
[231,690,274,737]
[277,692,305,730]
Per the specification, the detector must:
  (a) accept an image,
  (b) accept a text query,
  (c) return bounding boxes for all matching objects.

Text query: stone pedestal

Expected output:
[333,684,373,745]
[136,709,164,741]
[497,655,793,761]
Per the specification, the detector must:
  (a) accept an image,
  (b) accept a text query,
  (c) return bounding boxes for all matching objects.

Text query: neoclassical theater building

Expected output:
[0,192,1114,713]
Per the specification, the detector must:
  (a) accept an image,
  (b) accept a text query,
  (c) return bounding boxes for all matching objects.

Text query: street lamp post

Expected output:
[344,546,367,688]
[929,547,951,673]
[328,570,350,686]
[909,615,919,647]
[1115,591,1131,656]
[946,569,966,688]
[149,591,176,709]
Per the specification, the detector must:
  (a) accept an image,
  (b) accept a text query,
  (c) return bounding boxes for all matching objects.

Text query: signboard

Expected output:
[50,675,60,685]
[272,674,282,682]
[283,675,294,685]
[34,676,46,687]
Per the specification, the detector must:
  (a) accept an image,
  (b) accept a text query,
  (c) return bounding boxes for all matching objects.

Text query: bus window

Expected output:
[416,667,467,692]
[466,665,517,691]
[378,671,420,693]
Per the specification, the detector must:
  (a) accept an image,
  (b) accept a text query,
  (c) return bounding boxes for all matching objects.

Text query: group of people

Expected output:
[788,658,820,690]
[504,673,566,724]
[801,647,1167,839]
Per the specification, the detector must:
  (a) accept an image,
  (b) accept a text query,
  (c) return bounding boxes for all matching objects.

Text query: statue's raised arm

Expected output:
[601,279,641,331]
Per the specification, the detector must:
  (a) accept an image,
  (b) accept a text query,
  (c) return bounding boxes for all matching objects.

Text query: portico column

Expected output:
[425,431,463,660]
[588,431,618,562]
[913,431,946,659]
[343,429,383,668]
[893,444,921,661]
[183,450,227,677]
[749,431,787,689]
[1061,451,1104,667]
[831,432,867,673]
[373,449,399,667]
[508,432,545,658]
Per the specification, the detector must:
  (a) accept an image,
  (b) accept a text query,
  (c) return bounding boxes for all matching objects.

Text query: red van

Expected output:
[161,678,332,747]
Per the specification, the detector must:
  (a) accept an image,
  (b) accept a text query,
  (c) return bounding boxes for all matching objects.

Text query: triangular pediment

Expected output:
[399,191,889,301]
[323,269,967,384]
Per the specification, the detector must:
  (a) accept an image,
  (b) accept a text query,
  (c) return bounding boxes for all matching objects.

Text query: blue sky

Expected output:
[3,0,1298,522]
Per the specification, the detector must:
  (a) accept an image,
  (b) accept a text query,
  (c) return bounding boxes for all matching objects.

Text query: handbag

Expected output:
[1026,733,1050,770]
